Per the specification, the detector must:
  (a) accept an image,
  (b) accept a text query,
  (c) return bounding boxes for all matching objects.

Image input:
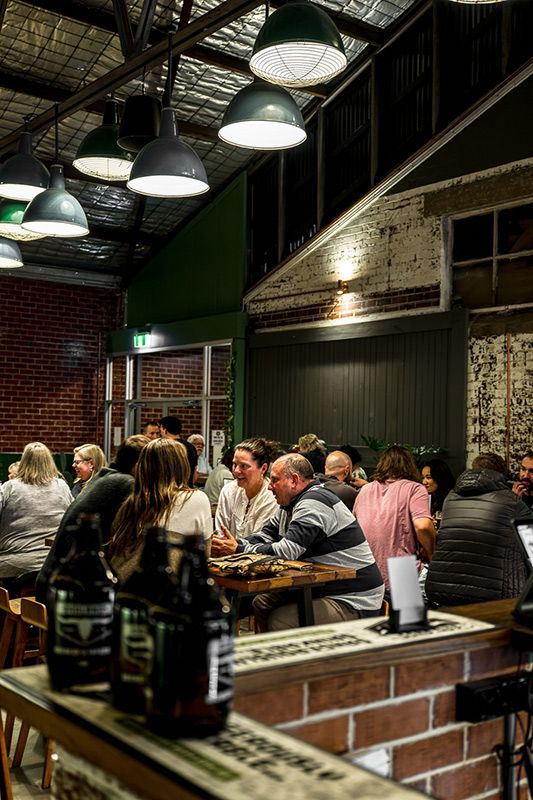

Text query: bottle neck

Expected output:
[139,527,170,571]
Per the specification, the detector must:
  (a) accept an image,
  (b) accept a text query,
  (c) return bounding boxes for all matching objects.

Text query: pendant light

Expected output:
[127,31,209,198]
[250,1,347,87]
[118,93,162,153]
[0,200,46,241]
[219,80,306,150]
[0,123,50,201]
[22,105,89,237]
[0,236,23,268]
[73,99,134,181]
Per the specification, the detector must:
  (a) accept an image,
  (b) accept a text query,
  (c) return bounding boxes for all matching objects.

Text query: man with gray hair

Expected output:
[212,453,384,631]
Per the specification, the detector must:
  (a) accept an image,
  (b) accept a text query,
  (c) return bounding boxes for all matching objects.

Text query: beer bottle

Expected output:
[111,526,174,714]
[148,533,234,738]
[146,561,186,736]
[46,513,117,691]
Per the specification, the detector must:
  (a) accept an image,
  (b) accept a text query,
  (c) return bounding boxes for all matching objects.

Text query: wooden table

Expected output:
[212,562,356,627]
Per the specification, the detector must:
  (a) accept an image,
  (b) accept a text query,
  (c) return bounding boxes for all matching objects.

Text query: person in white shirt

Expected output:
[187,433,212,486]
[108,438,212,583]
[215,438,279,539]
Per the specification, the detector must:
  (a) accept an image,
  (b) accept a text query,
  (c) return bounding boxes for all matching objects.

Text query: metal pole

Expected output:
[502,713,517,800]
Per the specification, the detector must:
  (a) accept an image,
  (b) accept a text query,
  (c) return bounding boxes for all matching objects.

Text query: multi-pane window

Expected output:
[451,203,533,309]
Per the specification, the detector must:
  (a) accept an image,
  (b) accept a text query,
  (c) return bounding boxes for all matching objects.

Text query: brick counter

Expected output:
[234,601,532,800]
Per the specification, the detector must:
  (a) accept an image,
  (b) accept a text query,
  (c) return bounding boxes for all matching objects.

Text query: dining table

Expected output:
[211,561,356,628]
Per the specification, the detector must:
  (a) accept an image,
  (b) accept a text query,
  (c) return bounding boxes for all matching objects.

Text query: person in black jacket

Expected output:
[425,453,533,607]
[35,435,149,602]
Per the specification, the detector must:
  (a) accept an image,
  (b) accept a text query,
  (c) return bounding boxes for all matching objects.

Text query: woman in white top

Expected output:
[108,438,212,583]
[0,442,72,594]
[215,438,279,538]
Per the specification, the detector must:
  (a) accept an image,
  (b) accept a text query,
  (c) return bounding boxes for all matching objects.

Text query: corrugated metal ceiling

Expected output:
[0,0,421,285]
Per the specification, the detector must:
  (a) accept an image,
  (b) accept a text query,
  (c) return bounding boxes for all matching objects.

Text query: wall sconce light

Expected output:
[336,279,349,295]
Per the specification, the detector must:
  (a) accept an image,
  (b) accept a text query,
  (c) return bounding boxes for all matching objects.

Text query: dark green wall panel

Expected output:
[127,174,247,326]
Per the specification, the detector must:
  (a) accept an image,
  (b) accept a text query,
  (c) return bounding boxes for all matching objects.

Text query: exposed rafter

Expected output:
[16,0,329,98]
[111,0,135,58]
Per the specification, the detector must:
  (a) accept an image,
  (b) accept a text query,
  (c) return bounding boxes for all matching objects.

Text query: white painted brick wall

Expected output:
[467,332,533,469]
[247,192,442,316]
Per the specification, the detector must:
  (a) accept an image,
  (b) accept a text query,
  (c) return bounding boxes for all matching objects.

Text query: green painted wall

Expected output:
[127,174,247,326]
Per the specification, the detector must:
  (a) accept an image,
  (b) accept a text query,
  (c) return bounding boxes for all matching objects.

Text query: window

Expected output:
[451,203,533,309]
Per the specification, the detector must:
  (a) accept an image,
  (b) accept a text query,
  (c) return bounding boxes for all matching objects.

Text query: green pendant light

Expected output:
[127,30,209,198]
[0,236,23,268]
[0,199,46,241]
[73,99,134,181]
[0,130,50,201]
[250,1,347,87]
[22,105,89,238]
[219,80,306,150]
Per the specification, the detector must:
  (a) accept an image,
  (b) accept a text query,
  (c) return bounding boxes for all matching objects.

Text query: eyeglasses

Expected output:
[73,458,90,465]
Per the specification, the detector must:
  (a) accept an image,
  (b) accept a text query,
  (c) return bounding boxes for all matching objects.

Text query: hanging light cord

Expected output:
[54,102,59,163]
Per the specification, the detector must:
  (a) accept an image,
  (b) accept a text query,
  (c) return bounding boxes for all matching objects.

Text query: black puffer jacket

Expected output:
[425,469,533,606]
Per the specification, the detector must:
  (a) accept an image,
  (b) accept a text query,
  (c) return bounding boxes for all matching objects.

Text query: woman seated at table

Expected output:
[0,442,73,596]
[421,458,455,521]
[72,443,107,498]
[107,438,212,583]
[215,438,278,539]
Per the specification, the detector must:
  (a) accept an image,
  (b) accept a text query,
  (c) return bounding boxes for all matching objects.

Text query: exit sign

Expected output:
[133,332,151,348]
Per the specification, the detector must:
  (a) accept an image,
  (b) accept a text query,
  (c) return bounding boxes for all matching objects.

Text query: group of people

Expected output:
[0,416,531,632]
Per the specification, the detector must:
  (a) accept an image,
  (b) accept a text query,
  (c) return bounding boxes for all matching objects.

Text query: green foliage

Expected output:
[360,434,444,468]
[224,352,236,450]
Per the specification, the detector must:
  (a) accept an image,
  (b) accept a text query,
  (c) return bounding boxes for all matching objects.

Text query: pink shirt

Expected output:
[354,479,431,591]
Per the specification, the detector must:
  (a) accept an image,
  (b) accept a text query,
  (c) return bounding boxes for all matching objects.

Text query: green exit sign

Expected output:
[133,332,151,348]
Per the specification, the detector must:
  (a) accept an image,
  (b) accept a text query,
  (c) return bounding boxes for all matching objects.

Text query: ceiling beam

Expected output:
[133,0,157,55]
[111,0,135,58]
[16,0,328,99]
[0,71,220,143]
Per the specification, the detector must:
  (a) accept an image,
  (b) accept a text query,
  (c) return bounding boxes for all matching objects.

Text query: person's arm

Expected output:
[210,511,282,557]
[413,516,437,560]
[214,484,232,533]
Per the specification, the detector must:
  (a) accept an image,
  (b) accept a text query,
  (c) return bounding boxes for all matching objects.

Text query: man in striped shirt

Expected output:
[212,453,384,631]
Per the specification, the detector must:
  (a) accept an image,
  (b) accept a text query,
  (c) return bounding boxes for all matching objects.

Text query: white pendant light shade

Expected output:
[250,1,347,87]
[127,108,209,198]
[0,132,50,201]
[22,164,89,237]
[73,99,134,181]
[0,236,23,268]
[219,80,307,150]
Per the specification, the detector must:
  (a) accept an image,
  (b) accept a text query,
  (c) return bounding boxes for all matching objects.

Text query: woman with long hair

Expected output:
[72,443,107,498]
[0,442,72,595]
[354,446,436,594]
[215,438,278,539]
[421,459,455,517]
[108,438,212,583]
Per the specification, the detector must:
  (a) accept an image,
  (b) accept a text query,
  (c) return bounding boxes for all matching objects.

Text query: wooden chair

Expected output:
[11,598,54,790]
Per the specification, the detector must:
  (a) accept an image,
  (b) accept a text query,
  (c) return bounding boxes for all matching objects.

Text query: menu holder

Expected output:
[387,555,429,633]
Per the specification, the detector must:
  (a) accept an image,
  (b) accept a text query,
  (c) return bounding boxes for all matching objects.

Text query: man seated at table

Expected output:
[316,450,358,510]
[211,453,384,631]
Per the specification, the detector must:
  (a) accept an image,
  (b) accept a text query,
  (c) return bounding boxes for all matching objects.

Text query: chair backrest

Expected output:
[20,598,47,631]
[0,586,21,616]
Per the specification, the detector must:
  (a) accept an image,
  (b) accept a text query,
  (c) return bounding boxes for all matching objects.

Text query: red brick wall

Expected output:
[250,285,440,330]
[0,276,123,452]
[235,645,526,799]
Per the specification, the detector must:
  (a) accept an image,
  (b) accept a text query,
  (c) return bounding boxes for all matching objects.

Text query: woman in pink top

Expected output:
[353,446,436,593]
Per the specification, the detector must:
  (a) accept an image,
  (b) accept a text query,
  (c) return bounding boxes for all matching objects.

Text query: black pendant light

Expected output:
[127,30,209,198]
[0,236,23,268]
[118,93,162,153]
[0,122,50,201]
[22,105,89,238]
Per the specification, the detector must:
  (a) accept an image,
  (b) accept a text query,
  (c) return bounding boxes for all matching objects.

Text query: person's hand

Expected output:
[211,524,238,556]
[351,477,368,489]
[513,480,528,498]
